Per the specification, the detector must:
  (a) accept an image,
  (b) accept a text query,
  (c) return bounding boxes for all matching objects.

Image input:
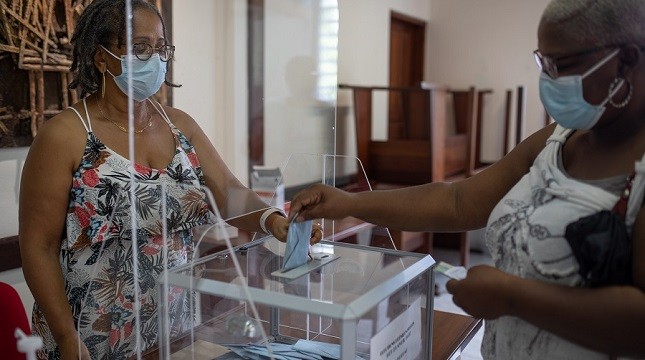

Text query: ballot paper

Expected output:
[434,261,467,280]
[282,219,313,271]
[222,339,366,360]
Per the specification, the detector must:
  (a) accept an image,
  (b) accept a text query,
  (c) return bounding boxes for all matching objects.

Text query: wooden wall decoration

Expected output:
[0,0,171,148]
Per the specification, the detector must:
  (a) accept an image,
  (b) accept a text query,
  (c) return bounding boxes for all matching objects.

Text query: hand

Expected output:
[310,223,323,245]
[268,214,289,242]
[58,332,91,360]
[269,214,323,245]
[288,184,354,222]
[445,265,516,320]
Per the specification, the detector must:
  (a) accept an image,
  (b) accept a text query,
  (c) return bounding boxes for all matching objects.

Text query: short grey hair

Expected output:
[541,0,645,46]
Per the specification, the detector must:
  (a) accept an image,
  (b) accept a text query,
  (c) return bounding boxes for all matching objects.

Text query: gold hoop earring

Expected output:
[101,71,106,99]
[609,77,633,108]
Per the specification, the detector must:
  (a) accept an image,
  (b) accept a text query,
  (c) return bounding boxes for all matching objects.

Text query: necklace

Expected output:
[96,99,153,134]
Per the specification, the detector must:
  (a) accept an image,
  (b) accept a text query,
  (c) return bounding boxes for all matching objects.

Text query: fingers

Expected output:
[310,223,323,244]
[288,184,332,221]
[287,205,300,222]
[288,193,315,221]
[445,279,459,294]
[288,194,322,222]
[446,279,464,309]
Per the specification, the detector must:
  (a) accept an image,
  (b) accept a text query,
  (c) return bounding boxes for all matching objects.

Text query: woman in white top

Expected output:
[288,0,645,358]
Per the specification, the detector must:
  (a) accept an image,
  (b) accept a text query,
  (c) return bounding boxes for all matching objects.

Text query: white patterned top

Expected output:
[482,125,644,360]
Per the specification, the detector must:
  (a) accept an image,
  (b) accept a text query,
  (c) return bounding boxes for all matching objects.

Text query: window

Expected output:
[317,0,339,102]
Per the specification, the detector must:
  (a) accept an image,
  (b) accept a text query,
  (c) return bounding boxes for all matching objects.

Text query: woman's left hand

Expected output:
[445,265,516,320]
[268,214,323,244]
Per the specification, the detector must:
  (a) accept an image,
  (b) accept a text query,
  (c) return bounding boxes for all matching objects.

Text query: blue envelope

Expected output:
[282,219,313,271]
[293,340,366,360]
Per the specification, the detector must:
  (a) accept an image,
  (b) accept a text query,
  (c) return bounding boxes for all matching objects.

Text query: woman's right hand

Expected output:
[288,184,354,222]
[58,333,91,360]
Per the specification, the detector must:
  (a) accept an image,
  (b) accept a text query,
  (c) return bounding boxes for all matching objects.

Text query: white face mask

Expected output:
[101,45,167,102]
[539,48,623,130]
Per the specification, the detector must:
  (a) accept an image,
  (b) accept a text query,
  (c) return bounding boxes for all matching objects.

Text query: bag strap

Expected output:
[612,173,635,220]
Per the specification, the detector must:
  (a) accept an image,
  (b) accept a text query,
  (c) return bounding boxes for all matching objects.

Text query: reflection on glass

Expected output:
[264,0,338,183]
[225,314,260,339]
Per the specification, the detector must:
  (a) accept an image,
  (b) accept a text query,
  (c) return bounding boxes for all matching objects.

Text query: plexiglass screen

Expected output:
[55,0,341,359]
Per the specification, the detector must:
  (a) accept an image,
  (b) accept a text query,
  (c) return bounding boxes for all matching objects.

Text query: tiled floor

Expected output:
[431,236,493,360]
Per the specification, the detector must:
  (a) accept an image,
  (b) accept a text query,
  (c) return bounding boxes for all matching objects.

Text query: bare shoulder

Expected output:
[506,122,558,168]
[27,106,89,171]
[157,104,200,138]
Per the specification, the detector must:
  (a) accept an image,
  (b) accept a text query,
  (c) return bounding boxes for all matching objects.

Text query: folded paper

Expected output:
[282,219,313,271]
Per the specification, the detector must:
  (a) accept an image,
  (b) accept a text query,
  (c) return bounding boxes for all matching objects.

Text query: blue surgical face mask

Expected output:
[101,45,167,102]
[539,48,623,130]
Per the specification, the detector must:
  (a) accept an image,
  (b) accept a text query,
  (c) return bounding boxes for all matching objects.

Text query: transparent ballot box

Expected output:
[158,237,435,359]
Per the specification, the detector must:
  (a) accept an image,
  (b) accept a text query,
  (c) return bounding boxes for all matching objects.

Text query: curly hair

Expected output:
[69,0,179,97]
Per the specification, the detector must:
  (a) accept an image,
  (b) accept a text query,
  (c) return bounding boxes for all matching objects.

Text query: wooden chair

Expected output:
[504,86,525,154]
[343,83,469,185]
[340,83,476,259]
[448,87,496,177]
[474,89,494,170]
[437,86,482,266]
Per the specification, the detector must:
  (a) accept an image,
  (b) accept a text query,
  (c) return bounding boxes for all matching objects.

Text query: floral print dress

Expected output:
[33,99,214,359]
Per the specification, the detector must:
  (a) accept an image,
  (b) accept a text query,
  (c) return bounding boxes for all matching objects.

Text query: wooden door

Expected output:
[388,12,425,140]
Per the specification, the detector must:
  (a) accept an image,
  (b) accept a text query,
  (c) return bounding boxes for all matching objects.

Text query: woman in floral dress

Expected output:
[18,1,321,359]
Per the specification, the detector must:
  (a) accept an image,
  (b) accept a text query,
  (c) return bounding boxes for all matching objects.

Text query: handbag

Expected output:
[564,174,635,287]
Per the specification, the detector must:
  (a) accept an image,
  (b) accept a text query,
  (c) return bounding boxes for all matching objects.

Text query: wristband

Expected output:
[259,207,286,234]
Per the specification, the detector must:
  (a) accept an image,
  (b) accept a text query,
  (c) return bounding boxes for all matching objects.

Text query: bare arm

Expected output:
[163,106,289,240]
[447,205,645,357]
[19,113,90,357]
[289,124,556,232]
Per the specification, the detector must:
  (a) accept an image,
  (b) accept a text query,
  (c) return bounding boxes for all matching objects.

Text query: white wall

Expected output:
[172,0,338,188]
[336,0,432,158]
[0,148,27,237]
[337,0,431,89]
[427,0,551,161]
[172,0,249,185]
[264,0,337,187]
[0,148,29,317]
[336,0,551,163]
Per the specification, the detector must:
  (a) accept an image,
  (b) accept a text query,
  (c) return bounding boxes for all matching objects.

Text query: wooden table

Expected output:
[432,310,482,360]
[137,309,481,360]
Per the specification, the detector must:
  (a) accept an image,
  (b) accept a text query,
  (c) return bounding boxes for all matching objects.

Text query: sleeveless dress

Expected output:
[33,99,214,359]
[482,125,645,359]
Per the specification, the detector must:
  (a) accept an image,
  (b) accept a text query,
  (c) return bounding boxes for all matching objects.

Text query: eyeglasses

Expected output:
[132,43,175,62]
[107,43,175,62]
[533,46,609,79]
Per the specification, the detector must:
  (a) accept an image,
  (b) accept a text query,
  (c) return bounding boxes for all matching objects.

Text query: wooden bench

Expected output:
[340,84,483,258]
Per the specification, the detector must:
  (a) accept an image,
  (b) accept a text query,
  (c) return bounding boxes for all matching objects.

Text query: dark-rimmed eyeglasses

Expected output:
[132,43,175,62]
[107,43,175,62]
[533,46,610,79]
